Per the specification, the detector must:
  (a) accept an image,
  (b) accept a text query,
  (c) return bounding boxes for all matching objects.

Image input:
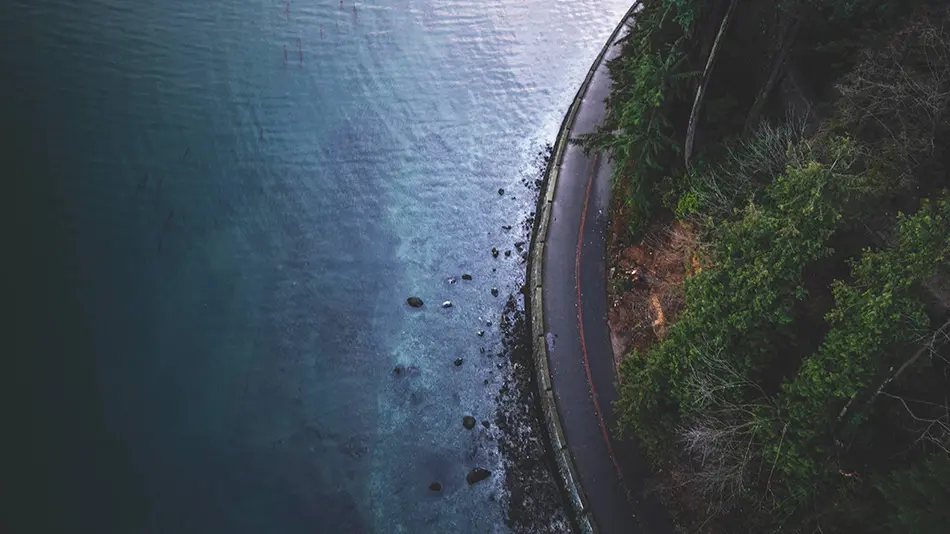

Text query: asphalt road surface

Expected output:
[541,28,673,534]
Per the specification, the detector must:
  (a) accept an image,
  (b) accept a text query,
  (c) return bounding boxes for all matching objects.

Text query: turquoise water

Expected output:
[6,0,630,532]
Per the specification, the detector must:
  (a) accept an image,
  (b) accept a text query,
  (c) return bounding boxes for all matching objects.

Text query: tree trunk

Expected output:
[695,0,729,87]
[684,0,739,170]
[744,17,802,132]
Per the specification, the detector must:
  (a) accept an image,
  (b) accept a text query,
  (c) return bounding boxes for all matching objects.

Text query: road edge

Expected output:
[526,5,637,534]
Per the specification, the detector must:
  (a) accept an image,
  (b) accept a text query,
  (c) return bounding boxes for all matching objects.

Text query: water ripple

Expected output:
[6,0,632,532]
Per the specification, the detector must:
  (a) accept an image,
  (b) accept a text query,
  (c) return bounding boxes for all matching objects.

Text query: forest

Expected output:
[585,0,950,531]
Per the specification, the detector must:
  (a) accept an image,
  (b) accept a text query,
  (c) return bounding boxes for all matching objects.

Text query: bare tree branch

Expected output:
[860,318,950,417]
[880,392,950,455]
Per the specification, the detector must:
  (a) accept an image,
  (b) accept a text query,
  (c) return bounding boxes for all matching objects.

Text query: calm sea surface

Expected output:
[5,0,629,532]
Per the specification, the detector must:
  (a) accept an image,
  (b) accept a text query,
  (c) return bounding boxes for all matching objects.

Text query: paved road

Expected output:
[541,28,673,534]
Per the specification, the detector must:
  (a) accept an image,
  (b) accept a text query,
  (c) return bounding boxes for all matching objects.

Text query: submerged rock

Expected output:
[429,482,442,492]
[477,330,485,337]
[466,467,491,485]
[514,241,525,250]
[454,358,464,367]
[504,250,511,257]
[463,415,477,430]
[461,273,473,281]
[447,277,457,284]
[481,420,490,429]
[407,296,424,308]
[490,288,499,297]
[498,188,505,195]
[491,248,499,258]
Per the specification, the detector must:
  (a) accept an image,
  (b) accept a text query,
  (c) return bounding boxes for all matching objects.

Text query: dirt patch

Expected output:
[606,199,698,369]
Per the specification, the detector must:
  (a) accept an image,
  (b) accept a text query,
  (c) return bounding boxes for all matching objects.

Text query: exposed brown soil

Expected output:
[605,199,717,532]
[605,199,697,371]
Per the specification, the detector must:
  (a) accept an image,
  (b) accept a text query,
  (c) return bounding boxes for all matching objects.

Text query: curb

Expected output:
[526,5,638,534]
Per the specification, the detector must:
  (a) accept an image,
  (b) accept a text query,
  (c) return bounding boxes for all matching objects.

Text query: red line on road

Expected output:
[576,153,625,481]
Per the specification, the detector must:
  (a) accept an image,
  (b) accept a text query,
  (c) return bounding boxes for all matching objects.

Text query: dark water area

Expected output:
[4,1,629,532]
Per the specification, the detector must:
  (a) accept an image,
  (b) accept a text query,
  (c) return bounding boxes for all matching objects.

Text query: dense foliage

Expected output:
[603,1,950,531]
[763,196,950,510]
[579,4,695,235]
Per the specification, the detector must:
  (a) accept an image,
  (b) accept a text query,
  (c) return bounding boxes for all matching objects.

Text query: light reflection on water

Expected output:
[5,0,631,532]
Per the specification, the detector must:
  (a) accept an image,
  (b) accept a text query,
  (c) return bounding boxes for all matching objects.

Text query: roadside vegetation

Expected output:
[591,1,950,531]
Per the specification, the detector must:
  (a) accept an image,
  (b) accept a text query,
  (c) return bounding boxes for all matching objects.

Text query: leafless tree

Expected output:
[835,6,950,183]
[677,341,772,515]
[688,116,808,220]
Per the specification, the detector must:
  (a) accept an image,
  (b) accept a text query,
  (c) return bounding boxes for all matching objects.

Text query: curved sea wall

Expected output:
[526,5,637,533]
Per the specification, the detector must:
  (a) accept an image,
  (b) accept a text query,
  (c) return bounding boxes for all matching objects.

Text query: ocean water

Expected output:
[6,0,630,532]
